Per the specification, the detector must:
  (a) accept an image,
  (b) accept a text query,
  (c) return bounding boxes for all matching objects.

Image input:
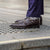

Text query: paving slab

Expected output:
[0,40,21,50]
[23,47,49,50]
[0,15,50,41]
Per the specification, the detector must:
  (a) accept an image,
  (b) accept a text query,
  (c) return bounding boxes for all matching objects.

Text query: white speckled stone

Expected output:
[23,47,49,50]
[19,38,50,49]
[0,40,21,50]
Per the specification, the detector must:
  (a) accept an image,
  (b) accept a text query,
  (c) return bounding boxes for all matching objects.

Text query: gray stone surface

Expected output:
[19,38,50,49]
[23,47,49,50]
[0,21,50,41]
[0,40,21,50]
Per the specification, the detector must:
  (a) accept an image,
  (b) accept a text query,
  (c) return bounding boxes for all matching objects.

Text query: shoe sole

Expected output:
[10,23,40,29]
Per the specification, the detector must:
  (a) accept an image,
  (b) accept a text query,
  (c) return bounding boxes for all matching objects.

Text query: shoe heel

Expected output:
[36,18,40,28]
[36,24,40,28]
[40,16,42,25]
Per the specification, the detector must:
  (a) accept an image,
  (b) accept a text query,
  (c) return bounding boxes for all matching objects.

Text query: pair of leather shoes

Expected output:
[10,17,40,29]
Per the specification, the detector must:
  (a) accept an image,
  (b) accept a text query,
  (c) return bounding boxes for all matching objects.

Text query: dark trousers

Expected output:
[26,0,44,17]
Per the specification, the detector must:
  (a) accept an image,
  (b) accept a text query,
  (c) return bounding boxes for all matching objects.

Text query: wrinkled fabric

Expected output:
[26,0,44,17]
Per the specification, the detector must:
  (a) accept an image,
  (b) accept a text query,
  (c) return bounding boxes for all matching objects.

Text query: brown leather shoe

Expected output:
[15,16,42,25]
[10,17,40,29]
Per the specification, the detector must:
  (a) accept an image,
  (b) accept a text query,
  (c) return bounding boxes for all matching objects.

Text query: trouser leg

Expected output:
[26,0,44,17]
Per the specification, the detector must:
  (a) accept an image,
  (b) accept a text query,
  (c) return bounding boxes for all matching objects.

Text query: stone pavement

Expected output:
[0,0,50,41]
